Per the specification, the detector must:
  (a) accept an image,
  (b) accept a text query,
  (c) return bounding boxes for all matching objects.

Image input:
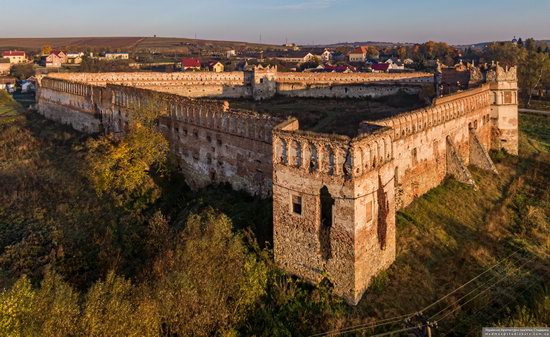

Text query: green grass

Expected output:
[519,113,550,154]
[344,114,550,335]
[0,91,23,125]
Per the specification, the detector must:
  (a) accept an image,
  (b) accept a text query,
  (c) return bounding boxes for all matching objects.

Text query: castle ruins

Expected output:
[35,65,518,304]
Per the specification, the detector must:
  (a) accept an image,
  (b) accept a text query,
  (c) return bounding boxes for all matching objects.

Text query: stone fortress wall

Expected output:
[35,65,518,305]
[45,67,432,100]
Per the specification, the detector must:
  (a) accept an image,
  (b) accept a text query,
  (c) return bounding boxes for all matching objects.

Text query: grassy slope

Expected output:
[0,36,282,51]
[342,114,550,335]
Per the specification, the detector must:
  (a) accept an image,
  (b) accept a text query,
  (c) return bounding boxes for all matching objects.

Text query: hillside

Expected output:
[0,91,548,336]
[0,36,282,52]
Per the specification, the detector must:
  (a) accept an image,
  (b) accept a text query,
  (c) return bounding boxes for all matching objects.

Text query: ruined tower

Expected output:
[487,65,519,155]
[272,120,396,305]
[252,65,278,100]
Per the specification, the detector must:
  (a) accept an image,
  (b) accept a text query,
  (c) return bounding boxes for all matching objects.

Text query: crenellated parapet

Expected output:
[368,84,492,140]
[276,71,433,85]
[108,84,279,143]
[44,70,434,100]
[40,77,94,98]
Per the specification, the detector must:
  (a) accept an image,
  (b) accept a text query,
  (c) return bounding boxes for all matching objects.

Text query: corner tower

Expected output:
[487,65,519,155]
[272,120,396,305]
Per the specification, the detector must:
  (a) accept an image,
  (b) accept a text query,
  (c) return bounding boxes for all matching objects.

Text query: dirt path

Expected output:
[519,108,550,116]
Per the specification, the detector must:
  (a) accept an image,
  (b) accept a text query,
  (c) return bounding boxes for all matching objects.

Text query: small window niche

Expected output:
[291,194,303,216]
[365,199,373,223]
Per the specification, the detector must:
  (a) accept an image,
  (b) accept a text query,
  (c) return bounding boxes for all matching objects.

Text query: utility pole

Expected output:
[404,313,437,337]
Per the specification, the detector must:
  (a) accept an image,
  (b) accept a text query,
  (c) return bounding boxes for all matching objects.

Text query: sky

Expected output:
[1,0,549,45]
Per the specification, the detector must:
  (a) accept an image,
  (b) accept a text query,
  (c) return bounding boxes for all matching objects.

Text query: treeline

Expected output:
[0,94,344,336]
[2,209,342,337]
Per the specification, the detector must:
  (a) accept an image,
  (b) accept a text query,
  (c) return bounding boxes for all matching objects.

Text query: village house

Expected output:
[42,51,67,68]
[208,61,225,73]
[0,76,17,91]
[370,63,390,72]
[181,58,201,71]
[104,52,129,60]
[320,49,333,62]
[2,50,27,64]
[264,50,319,64]
[0,61,11,75]
[348,46,368,62]
[226,49,237,58]
[66,52,84,64]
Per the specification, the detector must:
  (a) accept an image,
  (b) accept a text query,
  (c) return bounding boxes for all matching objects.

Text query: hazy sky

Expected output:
[2,0,549,45]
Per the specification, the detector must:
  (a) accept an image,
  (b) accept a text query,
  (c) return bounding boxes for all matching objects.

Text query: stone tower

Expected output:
[487,65,519,155]
[252,65,278,100]
[272,119,396,305]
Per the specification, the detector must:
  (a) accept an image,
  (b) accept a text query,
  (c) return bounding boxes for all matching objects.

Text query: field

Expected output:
[0,36,282,52]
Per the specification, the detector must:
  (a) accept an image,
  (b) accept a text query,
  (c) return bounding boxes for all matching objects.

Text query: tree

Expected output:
[397,46,408,60]
[482,42,527,67]
[367,46,380,59]
[80,271,159,337]
[524,38,537,53]
[10,64,35,80]
[519,51,550,106]
[28,271,80,337]
[153,209,268,336]
[0,276,34,337]
[85,96,169,209]
[41,45,52,56]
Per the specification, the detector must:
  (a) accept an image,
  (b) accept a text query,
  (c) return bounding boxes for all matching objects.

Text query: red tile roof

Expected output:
[350,46,368,55]
[181,58,201,68]
[371,63,390,71]
[2,50,26,57]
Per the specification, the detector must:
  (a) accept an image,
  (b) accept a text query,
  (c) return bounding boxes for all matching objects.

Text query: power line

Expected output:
[309,249,535,337]
[442,270,548,337]
[432,256,537,324]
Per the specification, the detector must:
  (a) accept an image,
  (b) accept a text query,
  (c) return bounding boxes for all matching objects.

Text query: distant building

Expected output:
[226,50,237,58]
[42,51,67,68]
[208,61,225,73]
[66,52,84,64]
[264,51,318,63]
[51,50,68,64]
[348,46,368,62]
[104,52,129,60]
[2,50,27,64]
[0,62,11,75]
[384,58,406,71]
[371,63,390,72]
[0,76,17,91]
[181,58,201,71]
[320,49,333,62]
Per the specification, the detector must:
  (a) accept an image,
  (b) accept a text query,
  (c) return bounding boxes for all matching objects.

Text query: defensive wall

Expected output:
[44,67,432,100]
[35,65,518,305]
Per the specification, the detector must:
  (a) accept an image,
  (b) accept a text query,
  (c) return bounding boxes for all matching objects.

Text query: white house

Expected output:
[104,52,129,60]
[348,46,368,62]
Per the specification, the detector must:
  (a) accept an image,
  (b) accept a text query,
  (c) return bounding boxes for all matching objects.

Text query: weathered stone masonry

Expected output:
[36,66,518,305]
